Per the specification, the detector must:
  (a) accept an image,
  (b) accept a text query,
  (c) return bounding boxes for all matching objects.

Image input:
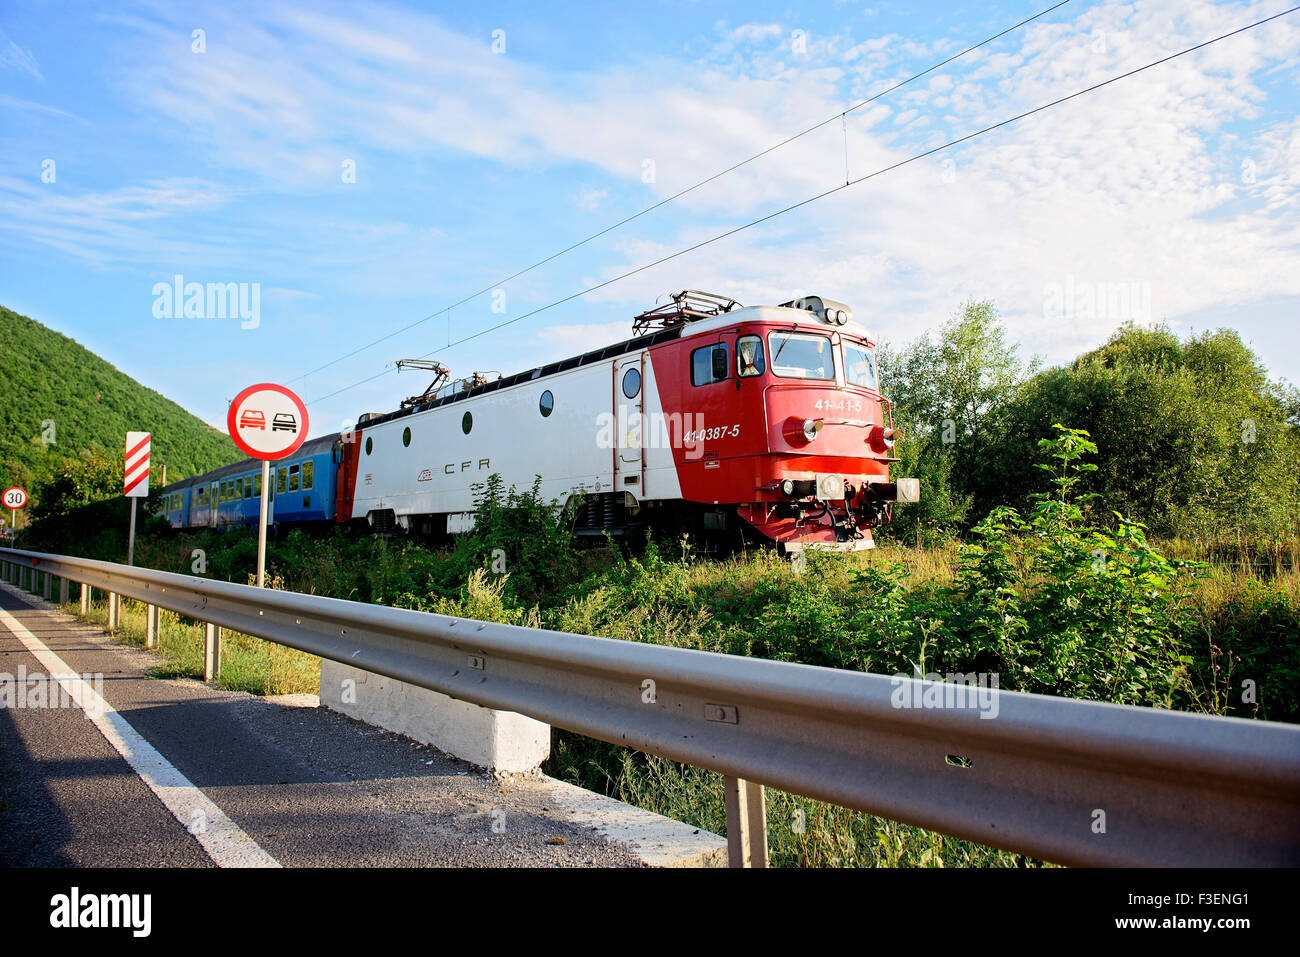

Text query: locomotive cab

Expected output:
[647,294,919,551]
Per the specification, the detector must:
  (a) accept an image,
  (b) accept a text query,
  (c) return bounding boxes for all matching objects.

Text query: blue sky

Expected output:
[2,0,1298,439]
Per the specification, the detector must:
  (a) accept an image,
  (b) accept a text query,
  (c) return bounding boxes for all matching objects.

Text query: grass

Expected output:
[62,588,319,697]
[550,739,1048,867]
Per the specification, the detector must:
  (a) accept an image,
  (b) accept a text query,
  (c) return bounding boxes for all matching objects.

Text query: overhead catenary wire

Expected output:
[307,5,1299,406]
[290,1,1075,386]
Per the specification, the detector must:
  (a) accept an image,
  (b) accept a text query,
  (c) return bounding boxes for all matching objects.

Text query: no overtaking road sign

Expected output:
[228,383,309,461]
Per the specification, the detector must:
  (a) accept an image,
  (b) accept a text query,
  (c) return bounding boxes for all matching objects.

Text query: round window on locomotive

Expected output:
[365,436,373,456]
[539,390,554,417]
[402,426,412,447]
[462,411,473,435]
[622,368,641,400]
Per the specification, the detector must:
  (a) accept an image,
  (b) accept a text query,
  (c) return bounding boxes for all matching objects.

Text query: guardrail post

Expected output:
[59,577,69,605]
[723,776,768,868]
[107,592,119,632]
[146,604,159,649]
[79,583,90,614]
[42,572,51,601]
[204,623,221,681]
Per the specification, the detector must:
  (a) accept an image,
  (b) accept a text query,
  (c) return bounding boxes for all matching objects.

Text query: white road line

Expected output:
[0,586,280,868]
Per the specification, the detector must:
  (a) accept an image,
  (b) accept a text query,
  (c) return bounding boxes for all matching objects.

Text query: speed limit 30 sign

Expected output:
[3,487,27,510]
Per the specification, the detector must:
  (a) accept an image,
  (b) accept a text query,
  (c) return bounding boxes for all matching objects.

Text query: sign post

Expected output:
[124,432,151,566]
[258,460,271,584]
[3,487,27,535]
[227,383,309,588]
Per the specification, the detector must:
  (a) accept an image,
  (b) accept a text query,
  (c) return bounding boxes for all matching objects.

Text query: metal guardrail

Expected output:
[3,546,1299,867]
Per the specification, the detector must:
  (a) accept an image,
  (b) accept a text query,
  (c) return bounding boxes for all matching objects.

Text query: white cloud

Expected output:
[728,23,784,44]
[0,29,43,81]
[265,287,320,301]
[529,320,634,360]
[576,186,608,211]
[0,176,229,267]
[9,0,1299,387]
[567,0,1300,367]
[0,93,77,119]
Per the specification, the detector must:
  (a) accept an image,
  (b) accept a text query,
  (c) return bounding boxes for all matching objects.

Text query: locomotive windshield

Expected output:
[844,342,878,391]
[768,332,834,379]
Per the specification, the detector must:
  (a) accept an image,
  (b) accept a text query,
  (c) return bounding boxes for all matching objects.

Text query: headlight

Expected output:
[868,425,899,452]
[780,479,795,497]
[803,419,822,441]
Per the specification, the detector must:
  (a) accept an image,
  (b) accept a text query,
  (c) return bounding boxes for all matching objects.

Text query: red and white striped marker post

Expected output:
[124,431,151,566]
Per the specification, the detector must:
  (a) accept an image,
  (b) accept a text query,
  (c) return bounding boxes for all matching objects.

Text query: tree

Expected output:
[30,448,123,522]
[876,300,1033,542]
[982,323,1300,540]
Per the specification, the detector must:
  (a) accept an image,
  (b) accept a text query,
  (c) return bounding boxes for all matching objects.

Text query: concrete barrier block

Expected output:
[320,659,549,773]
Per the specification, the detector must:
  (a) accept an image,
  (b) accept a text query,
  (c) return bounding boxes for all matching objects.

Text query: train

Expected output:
[153,291,919,552]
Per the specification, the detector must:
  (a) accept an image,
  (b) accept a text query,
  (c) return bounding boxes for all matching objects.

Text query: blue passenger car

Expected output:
[150,485,191,528]
[155,433,340,530]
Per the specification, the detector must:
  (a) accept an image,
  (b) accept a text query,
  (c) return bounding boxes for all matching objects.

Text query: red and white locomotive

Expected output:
[336,291,918,551]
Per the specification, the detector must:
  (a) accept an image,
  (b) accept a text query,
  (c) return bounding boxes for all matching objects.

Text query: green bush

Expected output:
[432,473,580,604]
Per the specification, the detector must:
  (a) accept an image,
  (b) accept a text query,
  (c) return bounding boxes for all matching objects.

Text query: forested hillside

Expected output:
[0,305,236,509]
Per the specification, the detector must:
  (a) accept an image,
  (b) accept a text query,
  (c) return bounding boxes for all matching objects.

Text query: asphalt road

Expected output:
[0,582,647,867]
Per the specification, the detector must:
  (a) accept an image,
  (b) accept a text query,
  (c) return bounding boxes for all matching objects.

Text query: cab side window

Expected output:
[737,335,765,377]
[691,344,729,386]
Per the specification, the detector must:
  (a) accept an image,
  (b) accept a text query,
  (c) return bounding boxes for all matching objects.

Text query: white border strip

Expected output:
[0,587,279,868]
